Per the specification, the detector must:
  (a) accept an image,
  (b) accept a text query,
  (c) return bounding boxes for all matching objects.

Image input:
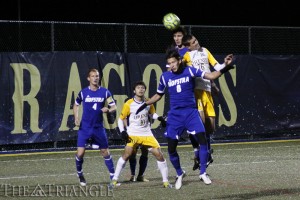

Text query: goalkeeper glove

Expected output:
[220,65,235,74]
[121,131,130,143]
[135,103,147,114]
[107,111,116,124]
[157,116,167,127]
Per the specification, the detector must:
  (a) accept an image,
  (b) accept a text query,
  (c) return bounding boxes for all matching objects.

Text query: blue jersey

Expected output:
[75,86,115,128]
[177,46,188,58]
[157,66,205,110]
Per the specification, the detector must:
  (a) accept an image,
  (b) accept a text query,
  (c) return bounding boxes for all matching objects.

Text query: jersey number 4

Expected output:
[92,103,97,110]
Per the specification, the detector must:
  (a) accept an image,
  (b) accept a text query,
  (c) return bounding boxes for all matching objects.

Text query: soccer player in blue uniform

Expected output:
[73,68,116,186]
[167,27,219,171]
[136,50,234,189]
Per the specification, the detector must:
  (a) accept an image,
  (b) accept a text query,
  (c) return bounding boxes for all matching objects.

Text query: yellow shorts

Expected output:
[194,89,216,117]
[127,135,160,149]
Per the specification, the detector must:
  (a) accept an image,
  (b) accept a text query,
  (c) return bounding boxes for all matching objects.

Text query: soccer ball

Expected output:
[163,13,180,31]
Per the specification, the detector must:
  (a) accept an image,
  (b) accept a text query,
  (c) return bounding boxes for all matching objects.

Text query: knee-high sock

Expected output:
[157,159,168,182]
[194,148,199,160]
[104,155,115,179]
[75,155,84,176]
[138,155,148,176]
[199,145,208,174]
[129,155,137,176]
[113,157,126,181]
[206,132,211,152]
[168,151,183,176]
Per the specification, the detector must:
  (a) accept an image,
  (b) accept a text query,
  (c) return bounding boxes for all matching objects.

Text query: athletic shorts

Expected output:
[127,135,160,149]
[165,108,205,140]
[77,127,108,149]
[194,89,216,117]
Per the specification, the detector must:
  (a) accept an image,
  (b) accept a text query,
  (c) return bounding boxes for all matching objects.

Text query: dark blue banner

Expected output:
[0,52,299,145]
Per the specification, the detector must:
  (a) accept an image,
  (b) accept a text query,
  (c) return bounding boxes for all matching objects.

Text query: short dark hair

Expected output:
[172,26,187,35]
[133,81,147,90]
[166,49,181,61]
[182,34,194,47]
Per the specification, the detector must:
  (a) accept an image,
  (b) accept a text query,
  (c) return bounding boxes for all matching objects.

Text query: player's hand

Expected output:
[224,54,233,65]
[74,118,80,126]
[101,107,109,113]
[121,131,130,143]
[135,103,147,114]
[157,116,167,127]
[220,65,235,74]
[107,111,116,124]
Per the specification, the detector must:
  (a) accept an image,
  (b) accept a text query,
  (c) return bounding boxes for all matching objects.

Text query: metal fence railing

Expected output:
[1,20,300,55]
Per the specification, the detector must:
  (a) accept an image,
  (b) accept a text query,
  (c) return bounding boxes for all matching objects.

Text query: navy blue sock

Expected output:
[75,155,84,176]
[206,132,211,153]
[169,151,183,176]
[138,155,148,176]
[104,155,115,178]
[199,145,208,174]
[129,155,137,176]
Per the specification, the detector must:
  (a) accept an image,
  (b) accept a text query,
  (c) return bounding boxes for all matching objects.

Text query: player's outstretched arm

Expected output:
[136,93,163,114]
[204,65,235,80]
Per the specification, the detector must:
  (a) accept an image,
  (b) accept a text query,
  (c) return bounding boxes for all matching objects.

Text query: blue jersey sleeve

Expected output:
[187,66,204,78]
[157,73,167,94]
[75,91,83,105]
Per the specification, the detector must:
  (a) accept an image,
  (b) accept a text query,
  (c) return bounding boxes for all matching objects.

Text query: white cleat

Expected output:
[199,172,212,185]
[175,171,186,190]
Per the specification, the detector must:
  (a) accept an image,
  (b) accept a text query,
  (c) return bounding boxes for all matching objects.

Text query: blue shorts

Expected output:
[77,127,108,149]
[165,108,205,140]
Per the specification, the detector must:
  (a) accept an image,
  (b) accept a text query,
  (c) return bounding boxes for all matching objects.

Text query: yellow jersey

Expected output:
[183,47,218,92]
[119,98,155,136]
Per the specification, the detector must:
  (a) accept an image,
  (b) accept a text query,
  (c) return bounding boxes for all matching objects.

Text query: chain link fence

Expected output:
[1,20,300,54]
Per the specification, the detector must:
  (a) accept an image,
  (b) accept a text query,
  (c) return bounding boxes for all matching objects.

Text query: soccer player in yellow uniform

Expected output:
[110,81,171,188]
[182,34,233,169]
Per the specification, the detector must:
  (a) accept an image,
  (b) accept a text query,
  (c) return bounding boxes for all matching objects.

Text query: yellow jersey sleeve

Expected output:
[182,51,192,66]
[204,48,218,67]
[119,99,132,120]
[149,104,156,115]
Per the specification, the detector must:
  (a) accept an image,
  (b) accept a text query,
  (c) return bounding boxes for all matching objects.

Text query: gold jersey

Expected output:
[119,98,155,136]
[183,47,218,92]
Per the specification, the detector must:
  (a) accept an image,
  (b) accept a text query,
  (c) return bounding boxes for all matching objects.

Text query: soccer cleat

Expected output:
[192,158,200,171]
[129,175,137,182]
[136,175,149,182]
[199,172,212,185]
[78,175,86,186]
[175,171,186,190]
[163,181,172,188]
[109,180,118,189]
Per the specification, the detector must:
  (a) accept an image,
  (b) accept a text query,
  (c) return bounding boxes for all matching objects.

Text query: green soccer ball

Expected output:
[163,13,180,31]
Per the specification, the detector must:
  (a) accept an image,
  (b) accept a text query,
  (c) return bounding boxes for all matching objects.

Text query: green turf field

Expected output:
[1,140,300,199]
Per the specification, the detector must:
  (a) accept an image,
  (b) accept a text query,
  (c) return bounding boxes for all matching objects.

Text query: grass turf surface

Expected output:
[1,139,300,199]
